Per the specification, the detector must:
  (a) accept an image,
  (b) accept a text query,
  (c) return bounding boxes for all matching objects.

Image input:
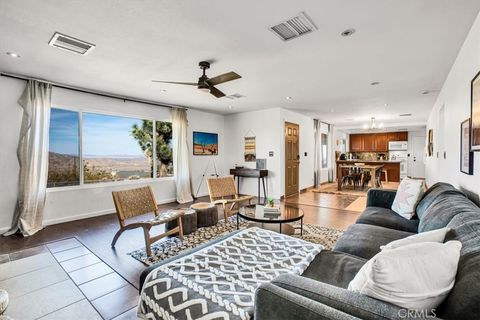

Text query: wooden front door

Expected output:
[285,122,300,197]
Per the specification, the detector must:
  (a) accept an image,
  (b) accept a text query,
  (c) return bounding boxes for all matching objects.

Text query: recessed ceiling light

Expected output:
[370,81,380,86]
[384,103,388,107]
[6,52,20,58]
[159,89,167,93]
[286,96,292,100]
[341,29,356,37]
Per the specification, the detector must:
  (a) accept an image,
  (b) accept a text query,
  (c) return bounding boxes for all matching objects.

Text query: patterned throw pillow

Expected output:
[391,177,425,219]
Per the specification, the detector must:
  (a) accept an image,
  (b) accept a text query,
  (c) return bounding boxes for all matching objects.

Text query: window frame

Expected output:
[47,105,174,193]
[321,133,328,169]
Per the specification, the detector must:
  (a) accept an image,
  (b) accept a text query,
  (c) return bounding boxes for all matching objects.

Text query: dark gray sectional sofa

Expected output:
[255,182,480,320]
[140,182,479,319]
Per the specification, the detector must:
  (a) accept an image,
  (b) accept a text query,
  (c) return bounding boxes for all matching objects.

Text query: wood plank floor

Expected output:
[0,194,362,290]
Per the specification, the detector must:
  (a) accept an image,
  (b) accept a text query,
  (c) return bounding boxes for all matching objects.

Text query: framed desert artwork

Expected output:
[471,71,480,151]
[460,119,474,175]
[193,131,218,155]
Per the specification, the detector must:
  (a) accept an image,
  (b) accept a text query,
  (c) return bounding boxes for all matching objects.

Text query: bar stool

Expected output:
[382,169,388,183]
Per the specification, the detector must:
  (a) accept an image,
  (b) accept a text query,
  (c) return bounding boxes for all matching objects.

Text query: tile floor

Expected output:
[0,238,138,320]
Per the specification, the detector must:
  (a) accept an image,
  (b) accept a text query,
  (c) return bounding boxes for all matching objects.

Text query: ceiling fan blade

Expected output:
[206,72,241,86]
[151,80,197,86]
[209,86,226,98]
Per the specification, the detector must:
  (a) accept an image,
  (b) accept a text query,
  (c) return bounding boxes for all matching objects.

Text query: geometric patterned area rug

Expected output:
[129,217,344,266]
[138,227,322,319]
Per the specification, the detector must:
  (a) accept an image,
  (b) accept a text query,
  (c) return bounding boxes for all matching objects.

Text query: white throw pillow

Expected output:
[391,177,425,218]
[380,227,450,251]
[348,241,462,311]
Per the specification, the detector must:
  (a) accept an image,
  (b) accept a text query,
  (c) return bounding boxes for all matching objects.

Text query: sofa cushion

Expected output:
[381,227,450,251]
[437,250,480,320]
[414,182,465,219]
[437,218,480,319]
[418,192,478,232]
[301,250,366,289]
[348,240,462,312]
[391,177,425,218]
[333,224,414,260]
[356,206,419,233]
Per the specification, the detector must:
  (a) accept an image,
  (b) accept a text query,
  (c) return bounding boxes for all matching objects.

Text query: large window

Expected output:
[48,108,80,187]
[47,108,173,188]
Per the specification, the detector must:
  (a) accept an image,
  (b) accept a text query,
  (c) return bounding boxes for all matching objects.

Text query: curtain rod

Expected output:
[0,72,187,110]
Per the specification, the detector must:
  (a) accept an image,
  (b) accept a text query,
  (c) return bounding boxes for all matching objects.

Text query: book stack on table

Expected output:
[263,205,281,218]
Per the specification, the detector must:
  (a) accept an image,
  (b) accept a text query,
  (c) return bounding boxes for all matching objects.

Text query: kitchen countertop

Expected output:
[336,160,401,163]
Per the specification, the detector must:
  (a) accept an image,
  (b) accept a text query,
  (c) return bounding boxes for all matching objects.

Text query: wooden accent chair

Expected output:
[111,186,184,256]
[207,176,255,221]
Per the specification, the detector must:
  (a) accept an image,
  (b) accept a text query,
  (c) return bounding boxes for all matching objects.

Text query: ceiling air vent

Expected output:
[48,32,95,55]
[270,11,318,41]
[226,93,246,100]
[399,113,412,117]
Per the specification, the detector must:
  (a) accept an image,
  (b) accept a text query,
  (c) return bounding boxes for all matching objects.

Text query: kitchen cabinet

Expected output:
[350,134,363,152]
[387,132,399,141]
[362,134,375,151]
[398,132,408,141]
[374,133,388,151]
[349,131,408,152]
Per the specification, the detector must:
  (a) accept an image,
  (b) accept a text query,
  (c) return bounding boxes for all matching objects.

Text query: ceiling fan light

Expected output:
[199,87,210,92]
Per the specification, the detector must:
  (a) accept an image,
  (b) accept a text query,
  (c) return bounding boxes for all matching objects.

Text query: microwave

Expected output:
[388,141,408,151]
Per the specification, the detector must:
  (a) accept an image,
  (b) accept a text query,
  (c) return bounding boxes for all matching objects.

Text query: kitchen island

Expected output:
[336,160,401,184]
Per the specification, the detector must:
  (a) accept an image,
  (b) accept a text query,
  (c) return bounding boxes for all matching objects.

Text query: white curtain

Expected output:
[4,80,52,236]
[172,108,193,203]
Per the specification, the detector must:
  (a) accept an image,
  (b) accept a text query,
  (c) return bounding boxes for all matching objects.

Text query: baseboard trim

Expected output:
[300,185,315,193]
[0,197,178,232]
[43,209,114,227]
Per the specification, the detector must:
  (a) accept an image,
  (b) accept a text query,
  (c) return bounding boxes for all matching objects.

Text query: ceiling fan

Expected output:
[152,61,241,98]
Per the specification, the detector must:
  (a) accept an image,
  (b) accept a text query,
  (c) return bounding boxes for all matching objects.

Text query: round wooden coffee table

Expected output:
[237,204,304,235]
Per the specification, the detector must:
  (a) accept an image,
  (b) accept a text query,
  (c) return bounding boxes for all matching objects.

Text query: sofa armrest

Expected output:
[255,282,360,320]
[366,188,397,208]
[271,274,417,320]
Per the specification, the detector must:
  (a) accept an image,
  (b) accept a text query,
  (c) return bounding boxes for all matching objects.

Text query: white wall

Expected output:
[0,77,24,231]
[223,108,315,199]
[224,108,283,199]
[0,77,226,231]
[188,109,226,197]
[426,11,480,197]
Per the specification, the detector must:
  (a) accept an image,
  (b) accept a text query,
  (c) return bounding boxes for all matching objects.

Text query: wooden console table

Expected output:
[229,168,268,203]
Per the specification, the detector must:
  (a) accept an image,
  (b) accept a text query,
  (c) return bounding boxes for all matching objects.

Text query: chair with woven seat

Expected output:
[207,176,255,221]
[111,186,184,256]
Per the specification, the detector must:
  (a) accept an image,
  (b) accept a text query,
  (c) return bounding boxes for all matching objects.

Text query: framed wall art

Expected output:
[460,119,474,175]
[471,70,480,151]
[244,136,256,162]
[193,131,218,155]
[427,129,433,157]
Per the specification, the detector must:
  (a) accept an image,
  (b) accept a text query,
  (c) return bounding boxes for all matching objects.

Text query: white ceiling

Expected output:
[1,0,479,129]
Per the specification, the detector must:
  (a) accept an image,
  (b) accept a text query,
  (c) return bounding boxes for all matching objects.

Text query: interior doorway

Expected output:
[285,122,300,197]
[410,135,426,178]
